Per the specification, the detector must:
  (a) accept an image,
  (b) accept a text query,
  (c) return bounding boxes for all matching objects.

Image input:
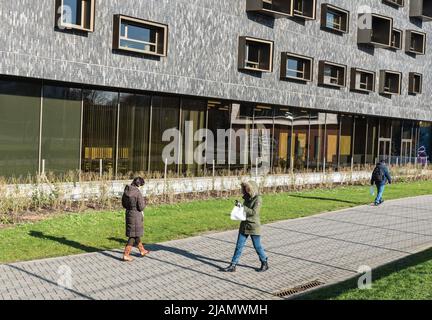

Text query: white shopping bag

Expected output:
[230,205,246,221]
[369,186,375,196]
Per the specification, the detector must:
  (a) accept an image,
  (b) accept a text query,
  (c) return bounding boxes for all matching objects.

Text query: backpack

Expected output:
[372,166,384,183]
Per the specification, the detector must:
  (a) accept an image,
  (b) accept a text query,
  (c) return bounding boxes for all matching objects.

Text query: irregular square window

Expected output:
[55,0,95,32]
[280,52,313,81]
[350,68,375,93]
[405,30,426,55]
[292,0,316,20]
[379,70,402,95]
[318,61,347,88]
[238,37,274,72]
[410,0,432,21]
[113,15,168,57]
[391,28,402,50]
[409,72,422,94]
[321,4,349,33]
[357,13,393,47]
[246,0,293,18]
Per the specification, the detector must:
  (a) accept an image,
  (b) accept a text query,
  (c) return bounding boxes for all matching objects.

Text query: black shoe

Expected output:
[258,259,269,272]
[222,264,236,272]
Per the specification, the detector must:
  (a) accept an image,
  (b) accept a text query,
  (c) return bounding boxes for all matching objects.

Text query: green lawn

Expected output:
[299,247,432,300]
[0,180,431,265]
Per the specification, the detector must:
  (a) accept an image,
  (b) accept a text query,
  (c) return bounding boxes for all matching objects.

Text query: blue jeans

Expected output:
[375,183,385,204]
[231,233,268,265]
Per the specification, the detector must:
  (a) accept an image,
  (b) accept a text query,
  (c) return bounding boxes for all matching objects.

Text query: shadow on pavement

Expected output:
[289,194,364,205]
[29,231,121,261]
[107,237,256,271]
[297,247,432,300]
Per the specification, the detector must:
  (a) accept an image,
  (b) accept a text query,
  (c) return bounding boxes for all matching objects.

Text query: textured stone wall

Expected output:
[0,0,431,121]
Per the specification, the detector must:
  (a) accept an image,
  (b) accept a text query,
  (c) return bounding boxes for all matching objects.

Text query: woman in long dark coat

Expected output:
[223,180,268,272]
[121,177,149,262]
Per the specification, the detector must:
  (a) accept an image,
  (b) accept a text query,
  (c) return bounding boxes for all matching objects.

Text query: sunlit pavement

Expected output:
[1,195,431,300]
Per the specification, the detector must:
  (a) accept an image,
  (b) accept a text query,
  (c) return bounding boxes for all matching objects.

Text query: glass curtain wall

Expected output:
[353,116,367,166]
[253,105,274,173]
[273,107,293,173]
[324,113,339,170]
[150,96,180,173]
[366,117,379,164]
[391,119,402,164]
[81,90,118,175]
[231,103,254,172]
[309,112,325,171]
[339,114,353,168]
[0,80,41,177]
[41,85,82,175]
[419,121,432,164]
[206,101,231,173]
[378,118,392,163]
[180,98,207,176]
[292,109,310,171]
[117,93,151,175]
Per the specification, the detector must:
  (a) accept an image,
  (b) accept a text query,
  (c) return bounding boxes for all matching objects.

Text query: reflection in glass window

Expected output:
[273,107,293,172]
[81,90,118,175]
[180,99,207,176]
[150,96,180,173]
[0,80,41,177]
[42,86,82,175]
[117,93,151,175]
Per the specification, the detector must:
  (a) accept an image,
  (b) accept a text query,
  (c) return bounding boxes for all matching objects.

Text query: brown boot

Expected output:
[123,245,133,262]
[137,242,150,257]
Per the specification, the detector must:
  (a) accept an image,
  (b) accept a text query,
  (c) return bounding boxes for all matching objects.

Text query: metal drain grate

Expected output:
[274,280,324,298]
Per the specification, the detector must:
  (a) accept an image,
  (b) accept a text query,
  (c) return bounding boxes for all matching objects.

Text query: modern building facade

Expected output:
[0,0,432,178]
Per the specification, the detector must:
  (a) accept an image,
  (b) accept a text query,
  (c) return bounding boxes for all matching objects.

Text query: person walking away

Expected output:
[223,181,268,272]
[122,177,150,262]
[371,160,392,206]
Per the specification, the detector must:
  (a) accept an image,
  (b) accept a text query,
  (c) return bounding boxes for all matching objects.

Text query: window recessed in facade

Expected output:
[405,30,426,55]
[409,72,423,94]
[321,4,349,33]
[246,0,293,18]
[384,0,404,7]
[318,61,347,88]
[350,68,375,93]
[379,70,402,95]
[55,0,95,32]
[410,0,432,21]
[391,28,403,50]
[238,36,274,72]
[280,52,313,82]
[357,13,393,47]
[292,0,316,20]
[113,15,168,57]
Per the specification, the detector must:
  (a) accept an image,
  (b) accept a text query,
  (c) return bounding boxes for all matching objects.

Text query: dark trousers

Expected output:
[127,237,141,246]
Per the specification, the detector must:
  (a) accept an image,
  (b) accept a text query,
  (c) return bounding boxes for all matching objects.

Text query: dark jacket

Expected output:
[371,163,392,185]
[239,181,262,236]
[122,185,146,238]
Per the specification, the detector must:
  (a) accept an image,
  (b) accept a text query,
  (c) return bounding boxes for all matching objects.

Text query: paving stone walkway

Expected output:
[1,195,432,300]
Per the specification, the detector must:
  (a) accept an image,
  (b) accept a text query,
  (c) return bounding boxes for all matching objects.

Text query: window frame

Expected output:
[390,28,403,50]
[379,70,402,95]
[280,52,314,82]
[409,72,423,95]
[410,0,432,21]
[292,0,317,20]
[357,13,393,48]
[246,0,293,18]
[321,3,350,34]
[238,36,274,73]
[405,30,426,55]
[55,0,95,32]
[113,15,168,57]
[350,68,376,93]
[383,0,404,7]
[318,60,347,88]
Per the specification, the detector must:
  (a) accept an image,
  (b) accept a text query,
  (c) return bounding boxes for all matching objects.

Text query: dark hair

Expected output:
[132,177,145,187]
